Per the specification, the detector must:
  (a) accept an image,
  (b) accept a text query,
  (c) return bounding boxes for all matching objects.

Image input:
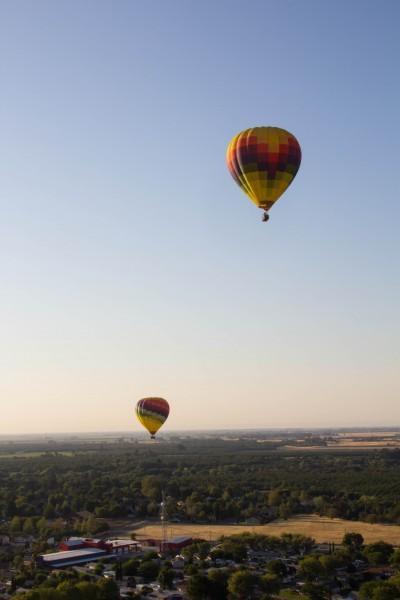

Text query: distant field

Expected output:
[0,451,75,458]
[333,441,400,447]
[338,432,400,438]
[282,444,400,452]
[133,515,400,544]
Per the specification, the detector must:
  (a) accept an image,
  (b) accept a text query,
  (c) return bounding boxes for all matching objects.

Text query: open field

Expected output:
[132,514,400,544]
[0,451,75,458]
[281,444,400,452]
[280,430,400,451]
[338,431,400,438]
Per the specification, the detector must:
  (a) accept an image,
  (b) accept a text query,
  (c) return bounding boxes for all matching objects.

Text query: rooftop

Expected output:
[41,548,107,562]
[168,536,192,544]
[106,539,140,548]
[62,539,84,547]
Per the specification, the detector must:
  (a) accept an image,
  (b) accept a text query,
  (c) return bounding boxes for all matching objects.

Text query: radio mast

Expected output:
[160,490,168,552]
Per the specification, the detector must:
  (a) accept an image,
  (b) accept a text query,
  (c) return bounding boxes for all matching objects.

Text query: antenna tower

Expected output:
[160,490,168,552]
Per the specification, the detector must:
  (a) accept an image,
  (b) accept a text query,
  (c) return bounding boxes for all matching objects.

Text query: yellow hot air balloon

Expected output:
[135,397,169,439]
[226,126,302,221]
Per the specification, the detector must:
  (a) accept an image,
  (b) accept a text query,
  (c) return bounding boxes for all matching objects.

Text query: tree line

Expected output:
[2,443,400,527]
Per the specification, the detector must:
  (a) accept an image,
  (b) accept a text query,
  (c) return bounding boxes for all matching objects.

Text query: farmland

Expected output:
[133,514,400,544]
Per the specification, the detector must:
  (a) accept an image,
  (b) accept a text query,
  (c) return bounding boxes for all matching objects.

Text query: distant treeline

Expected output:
[2,440,400,530]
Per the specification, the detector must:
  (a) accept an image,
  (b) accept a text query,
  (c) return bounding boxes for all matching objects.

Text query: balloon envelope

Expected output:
[135,397,170,438]
[226,126,301,213]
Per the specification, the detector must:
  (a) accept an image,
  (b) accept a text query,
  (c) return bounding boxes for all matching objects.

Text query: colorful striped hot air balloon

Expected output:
[135,397,170,439]
[226,126,301,221]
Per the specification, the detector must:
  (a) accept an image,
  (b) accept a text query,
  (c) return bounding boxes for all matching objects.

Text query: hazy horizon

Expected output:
[2,0,399,434]
[1,425,400,440]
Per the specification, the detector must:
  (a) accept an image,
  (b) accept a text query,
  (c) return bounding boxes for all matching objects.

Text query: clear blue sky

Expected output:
[1,0,399,433]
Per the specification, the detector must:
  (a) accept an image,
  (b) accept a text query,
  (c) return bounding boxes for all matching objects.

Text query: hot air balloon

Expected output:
[226,126,301,221]
[135,397,170,439]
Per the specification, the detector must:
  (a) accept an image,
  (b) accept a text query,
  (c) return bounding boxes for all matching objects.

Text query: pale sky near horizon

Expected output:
[1,0,399,434]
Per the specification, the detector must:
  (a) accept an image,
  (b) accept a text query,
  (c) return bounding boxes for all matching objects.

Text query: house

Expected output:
[172,556,185,570]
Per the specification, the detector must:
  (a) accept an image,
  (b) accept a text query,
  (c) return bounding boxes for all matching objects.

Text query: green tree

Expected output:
[85,516,98,535]
[218,539,247,562]
[342,532,364,551]
[390,549,400,570]
[261,573,280,596]
[319,553,343,575]
[56,581,82,599]
[267,489,281,506]
[137,559,160,581]
[298,556,324,581]
[363,541,394,566]
[359,581,400,600]
[36,517,48,535]
[278,503,292,520]
[97,578,120,600]
[122,559,139,576]
[141,476,163,501]
[43,504,56,519]
[23,517,35,535]
[389,573,400,587]
[267,559,287,577]
[182,544,197,562]
[75,581,100,600]
[10,516,22,533]
[227,570,261,599]
[197,541,211,560]
[186,573,211,600]
[208,569,229,600]
[158,567,175,589]
[302,582,329,600]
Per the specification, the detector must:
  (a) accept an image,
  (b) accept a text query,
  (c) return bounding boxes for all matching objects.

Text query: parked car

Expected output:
[103,570,115,579]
